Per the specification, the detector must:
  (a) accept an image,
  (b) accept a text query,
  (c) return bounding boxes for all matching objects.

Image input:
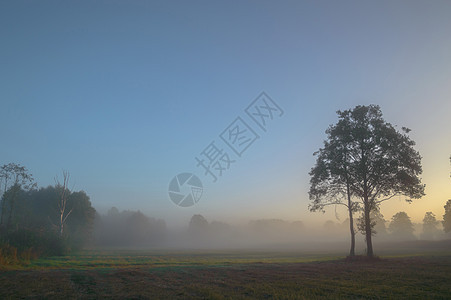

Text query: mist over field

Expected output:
[91,209,450,253]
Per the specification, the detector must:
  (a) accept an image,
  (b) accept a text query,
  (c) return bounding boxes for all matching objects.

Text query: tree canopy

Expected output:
[309,105,424,256]
[1,164,96,258]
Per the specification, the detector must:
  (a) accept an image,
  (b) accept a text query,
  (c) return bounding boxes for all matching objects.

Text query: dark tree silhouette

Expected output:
[189,214,209,232]
[309,119,359,256]
[31,185,96,249]
[443,200,451,233]
[309,105,425,257]
[65,191,96,249]
[389,212,415,240]
[0,182,96,257]
[0,163,36,232]
[357,209,387,237]
[421,212,439,239]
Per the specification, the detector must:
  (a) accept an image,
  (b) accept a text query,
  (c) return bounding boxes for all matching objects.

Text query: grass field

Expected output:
[1,246,451,299]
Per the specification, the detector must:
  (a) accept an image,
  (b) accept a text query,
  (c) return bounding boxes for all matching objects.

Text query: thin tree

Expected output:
[310,105,425,257]
[55,171,73,236]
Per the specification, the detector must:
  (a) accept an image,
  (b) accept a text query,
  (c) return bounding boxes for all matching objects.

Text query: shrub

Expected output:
[2,229,70,260]
[0,243,18,266]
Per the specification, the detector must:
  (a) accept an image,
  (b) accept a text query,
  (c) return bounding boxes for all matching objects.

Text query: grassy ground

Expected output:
[1,249,451,299]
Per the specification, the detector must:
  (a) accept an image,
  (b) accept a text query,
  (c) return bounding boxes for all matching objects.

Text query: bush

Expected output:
[6,229,42,252]
[0,243,18,266]
[19,247,39,261]
[41,232,71,256]
[2,229,70,262]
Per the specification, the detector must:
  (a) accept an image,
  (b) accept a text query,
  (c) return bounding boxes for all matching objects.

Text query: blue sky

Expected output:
[1,0,450,227]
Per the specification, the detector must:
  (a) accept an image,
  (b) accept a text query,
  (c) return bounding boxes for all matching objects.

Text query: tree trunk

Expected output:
[364,197,373,257]
[6,187,18,232]
[0,180,7,227]
[349,209,356,256]
[362,154,374,257]
[60,204,66,237]
[347,183,355,256]
[0,198,6,227]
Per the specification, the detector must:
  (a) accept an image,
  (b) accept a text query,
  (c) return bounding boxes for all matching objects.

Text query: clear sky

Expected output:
[1,0,450,228]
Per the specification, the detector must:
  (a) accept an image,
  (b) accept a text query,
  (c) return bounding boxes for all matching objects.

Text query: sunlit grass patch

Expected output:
[23,249,343,271]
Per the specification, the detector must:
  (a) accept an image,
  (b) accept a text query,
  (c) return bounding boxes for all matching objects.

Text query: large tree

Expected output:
[309,105,424,257]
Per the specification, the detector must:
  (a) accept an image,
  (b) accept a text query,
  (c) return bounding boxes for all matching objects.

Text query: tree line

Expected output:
[93,207,166,247]
[325,209,450,241]
[0,165,96,264]
[0,165,170,264]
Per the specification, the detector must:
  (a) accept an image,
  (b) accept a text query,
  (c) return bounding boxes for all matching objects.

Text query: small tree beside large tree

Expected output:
[309,105,425,257]
[309,123,359,256]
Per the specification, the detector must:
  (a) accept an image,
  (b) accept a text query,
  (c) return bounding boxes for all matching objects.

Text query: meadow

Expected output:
[1,242,451,299]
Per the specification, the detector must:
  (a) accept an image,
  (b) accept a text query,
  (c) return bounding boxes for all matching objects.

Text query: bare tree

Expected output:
[55,171,73,236]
